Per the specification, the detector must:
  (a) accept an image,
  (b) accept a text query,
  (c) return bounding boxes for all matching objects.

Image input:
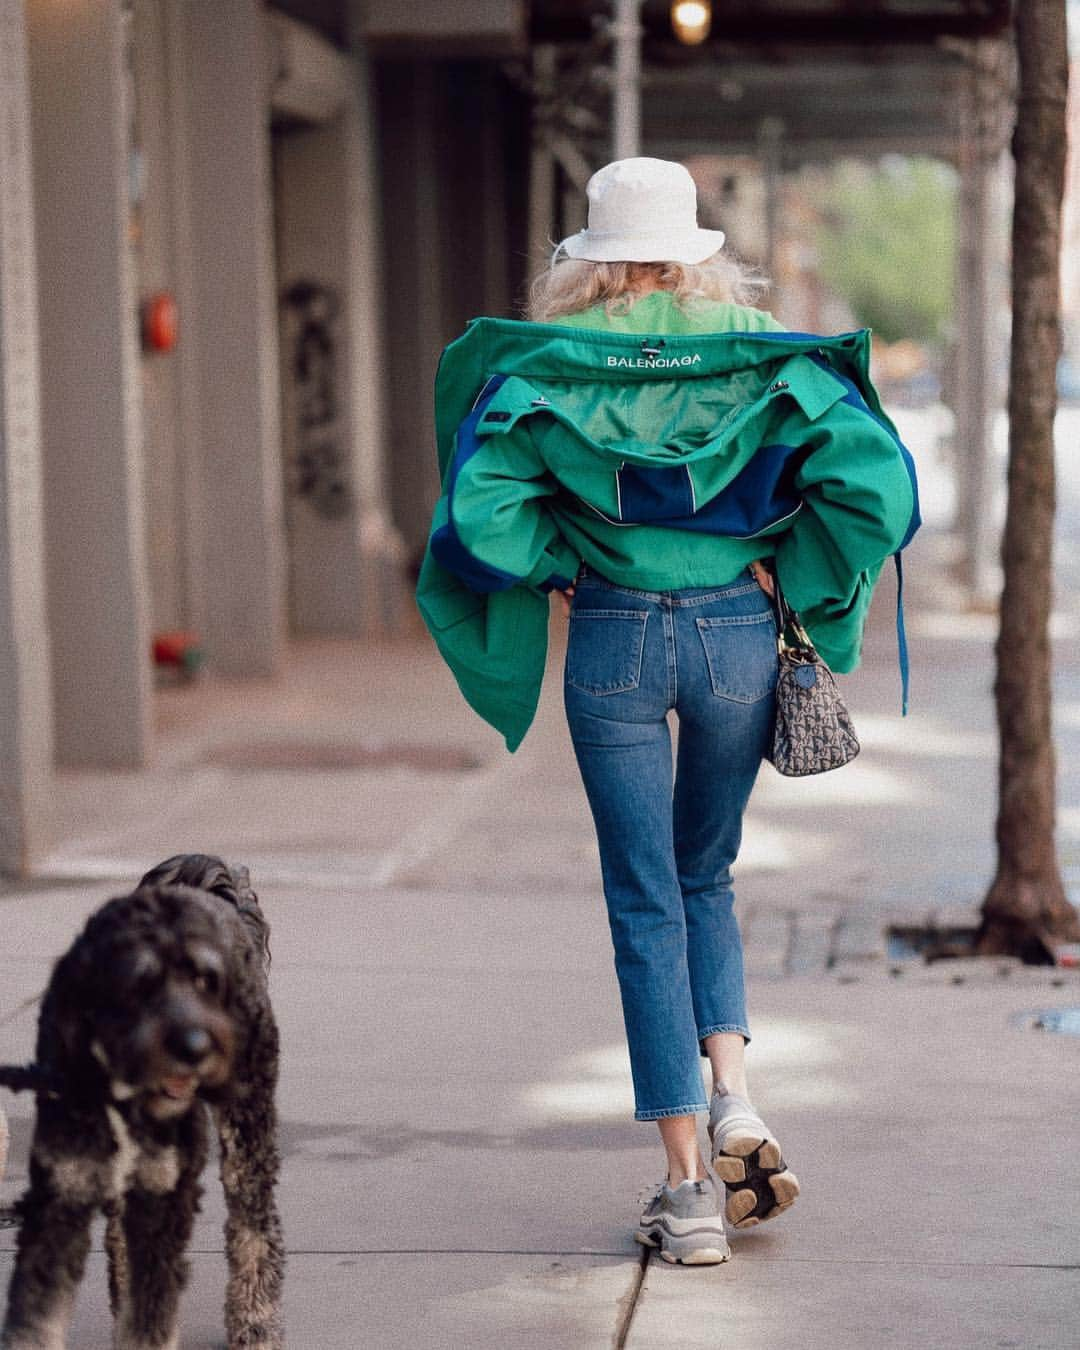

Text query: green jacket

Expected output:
[417,295,919,751]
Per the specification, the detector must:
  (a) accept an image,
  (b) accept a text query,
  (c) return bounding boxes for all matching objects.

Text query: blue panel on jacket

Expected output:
[433,373,523,593]
[429,524,519,593]
[808,354,922,547]
[607,442,806,537]
[617,463,696,521]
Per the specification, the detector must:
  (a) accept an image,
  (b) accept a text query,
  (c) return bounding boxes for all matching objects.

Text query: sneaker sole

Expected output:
[711,1134,800,1229]
[635,1223,731,1265]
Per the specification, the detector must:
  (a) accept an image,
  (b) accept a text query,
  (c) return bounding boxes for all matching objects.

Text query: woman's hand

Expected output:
[555,584,576,617]
[749,560,775,599]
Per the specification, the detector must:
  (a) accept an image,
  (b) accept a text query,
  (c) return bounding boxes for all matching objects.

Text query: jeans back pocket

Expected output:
[566,609,649,695]
[696,612,778,703]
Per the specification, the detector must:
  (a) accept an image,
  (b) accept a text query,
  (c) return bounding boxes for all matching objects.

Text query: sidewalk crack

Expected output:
[612,1243,651,1350]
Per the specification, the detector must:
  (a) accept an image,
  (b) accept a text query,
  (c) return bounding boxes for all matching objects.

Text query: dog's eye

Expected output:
[192,968,221,997]
[186,943,225,997]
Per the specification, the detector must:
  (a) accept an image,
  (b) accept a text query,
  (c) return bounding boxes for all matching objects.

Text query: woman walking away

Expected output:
[417,157,918,1265]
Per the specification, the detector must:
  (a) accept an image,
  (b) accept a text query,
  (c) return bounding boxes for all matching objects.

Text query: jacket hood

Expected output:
[434,316,885,476]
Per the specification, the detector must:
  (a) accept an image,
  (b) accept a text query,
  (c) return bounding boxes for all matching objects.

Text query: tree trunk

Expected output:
[977,0,1079,961]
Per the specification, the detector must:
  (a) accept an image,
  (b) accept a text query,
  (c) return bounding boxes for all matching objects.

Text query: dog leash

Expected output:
[0,1063,62,1098]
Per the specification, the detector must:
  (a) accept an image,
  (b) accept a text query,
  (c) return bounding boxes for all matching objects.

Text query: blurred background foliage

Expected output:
[810,156,958,346]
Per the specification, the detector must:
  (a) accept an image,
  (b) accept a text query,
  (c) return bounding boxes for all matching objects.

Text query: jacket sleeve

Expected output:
[430,412,580,594]
[771,391,917,670]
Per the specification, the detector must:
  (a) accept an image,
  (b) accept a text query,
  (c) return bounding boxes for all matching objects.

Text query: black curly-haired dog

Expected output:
[0,855,283,1350]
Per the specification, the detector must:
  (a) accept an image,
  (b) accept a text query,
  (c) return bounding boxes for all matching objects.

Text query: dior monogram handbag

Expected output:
[767,574,860,777]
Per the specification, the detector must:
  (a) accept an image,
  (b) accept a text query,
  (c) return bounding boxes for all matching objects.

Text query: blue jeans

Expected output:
[563,565,778,1121]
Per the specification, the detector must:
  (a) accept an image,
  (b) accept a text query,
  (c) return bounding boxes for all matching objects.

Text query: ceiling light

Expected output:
[671,0,711,45]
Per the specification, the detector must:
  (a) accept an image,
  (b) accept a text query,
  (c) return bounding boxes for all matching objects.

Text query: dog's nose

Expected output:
[167,1025,213,1064]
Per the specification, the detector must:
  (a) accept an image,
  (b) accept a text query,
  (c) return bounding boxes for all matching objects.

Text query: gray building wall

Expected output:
[276,117,367,633]
[132,0,189,635]
[0,0,527,869]
[179,0,288,678]
[0,0,53,872]
[374,59,531,567]
[28,0,153,769]
[273,23,404,636]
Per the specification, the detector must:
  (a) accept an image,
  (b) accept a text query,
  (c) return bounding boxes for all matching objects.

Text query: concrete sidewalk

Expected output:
[2,535,1080,1348]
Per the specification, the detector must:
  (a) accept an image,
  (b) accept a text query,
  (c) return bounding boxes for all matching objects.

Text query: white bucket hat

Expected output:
[555,157,725,265]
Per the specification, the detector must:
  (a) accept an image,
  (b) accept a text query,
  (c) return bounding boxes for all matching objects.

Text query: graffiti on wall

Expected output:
[281,280,354,520]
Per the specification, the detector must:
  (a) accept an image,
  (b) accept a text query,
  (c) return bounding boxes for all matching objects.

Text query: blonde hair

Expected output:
[525,251,769,323]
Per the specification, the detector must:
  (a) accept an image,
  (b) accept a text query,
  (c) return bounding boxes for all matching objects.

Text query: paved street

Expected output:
[3,483,1080,1345]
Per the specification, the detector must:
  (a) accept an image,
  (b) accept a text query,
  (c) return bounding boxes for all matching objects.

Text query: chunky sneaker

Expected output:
[708,1090,800,1229]
[634,1175,731,1265]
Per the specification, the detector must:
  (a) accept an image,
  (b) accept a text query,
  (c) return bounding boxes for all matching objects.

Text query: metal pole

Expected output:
[954,57,1002,601]
[955,139,993,596]
[757,116,784,286]
[611,0,641,160]
[527,45,557,267]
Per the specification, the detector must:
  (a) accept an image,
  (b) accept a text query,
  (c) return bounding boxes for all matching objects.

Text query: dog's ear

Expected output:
[229,865,273,968]
[221,920,265,1015]
[222,932,280,1082]
[36,939,96,1071]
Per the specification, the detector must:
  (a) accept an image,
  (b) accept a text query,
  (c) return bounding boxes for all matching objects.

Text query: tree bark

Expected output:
[977,0,1079,960]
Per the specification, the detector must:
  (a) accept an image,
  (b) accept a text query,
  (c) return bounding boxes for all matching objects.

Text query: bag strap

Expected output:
[768,568,816,661]
[895,551,910,717]
[773,556,911,716]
